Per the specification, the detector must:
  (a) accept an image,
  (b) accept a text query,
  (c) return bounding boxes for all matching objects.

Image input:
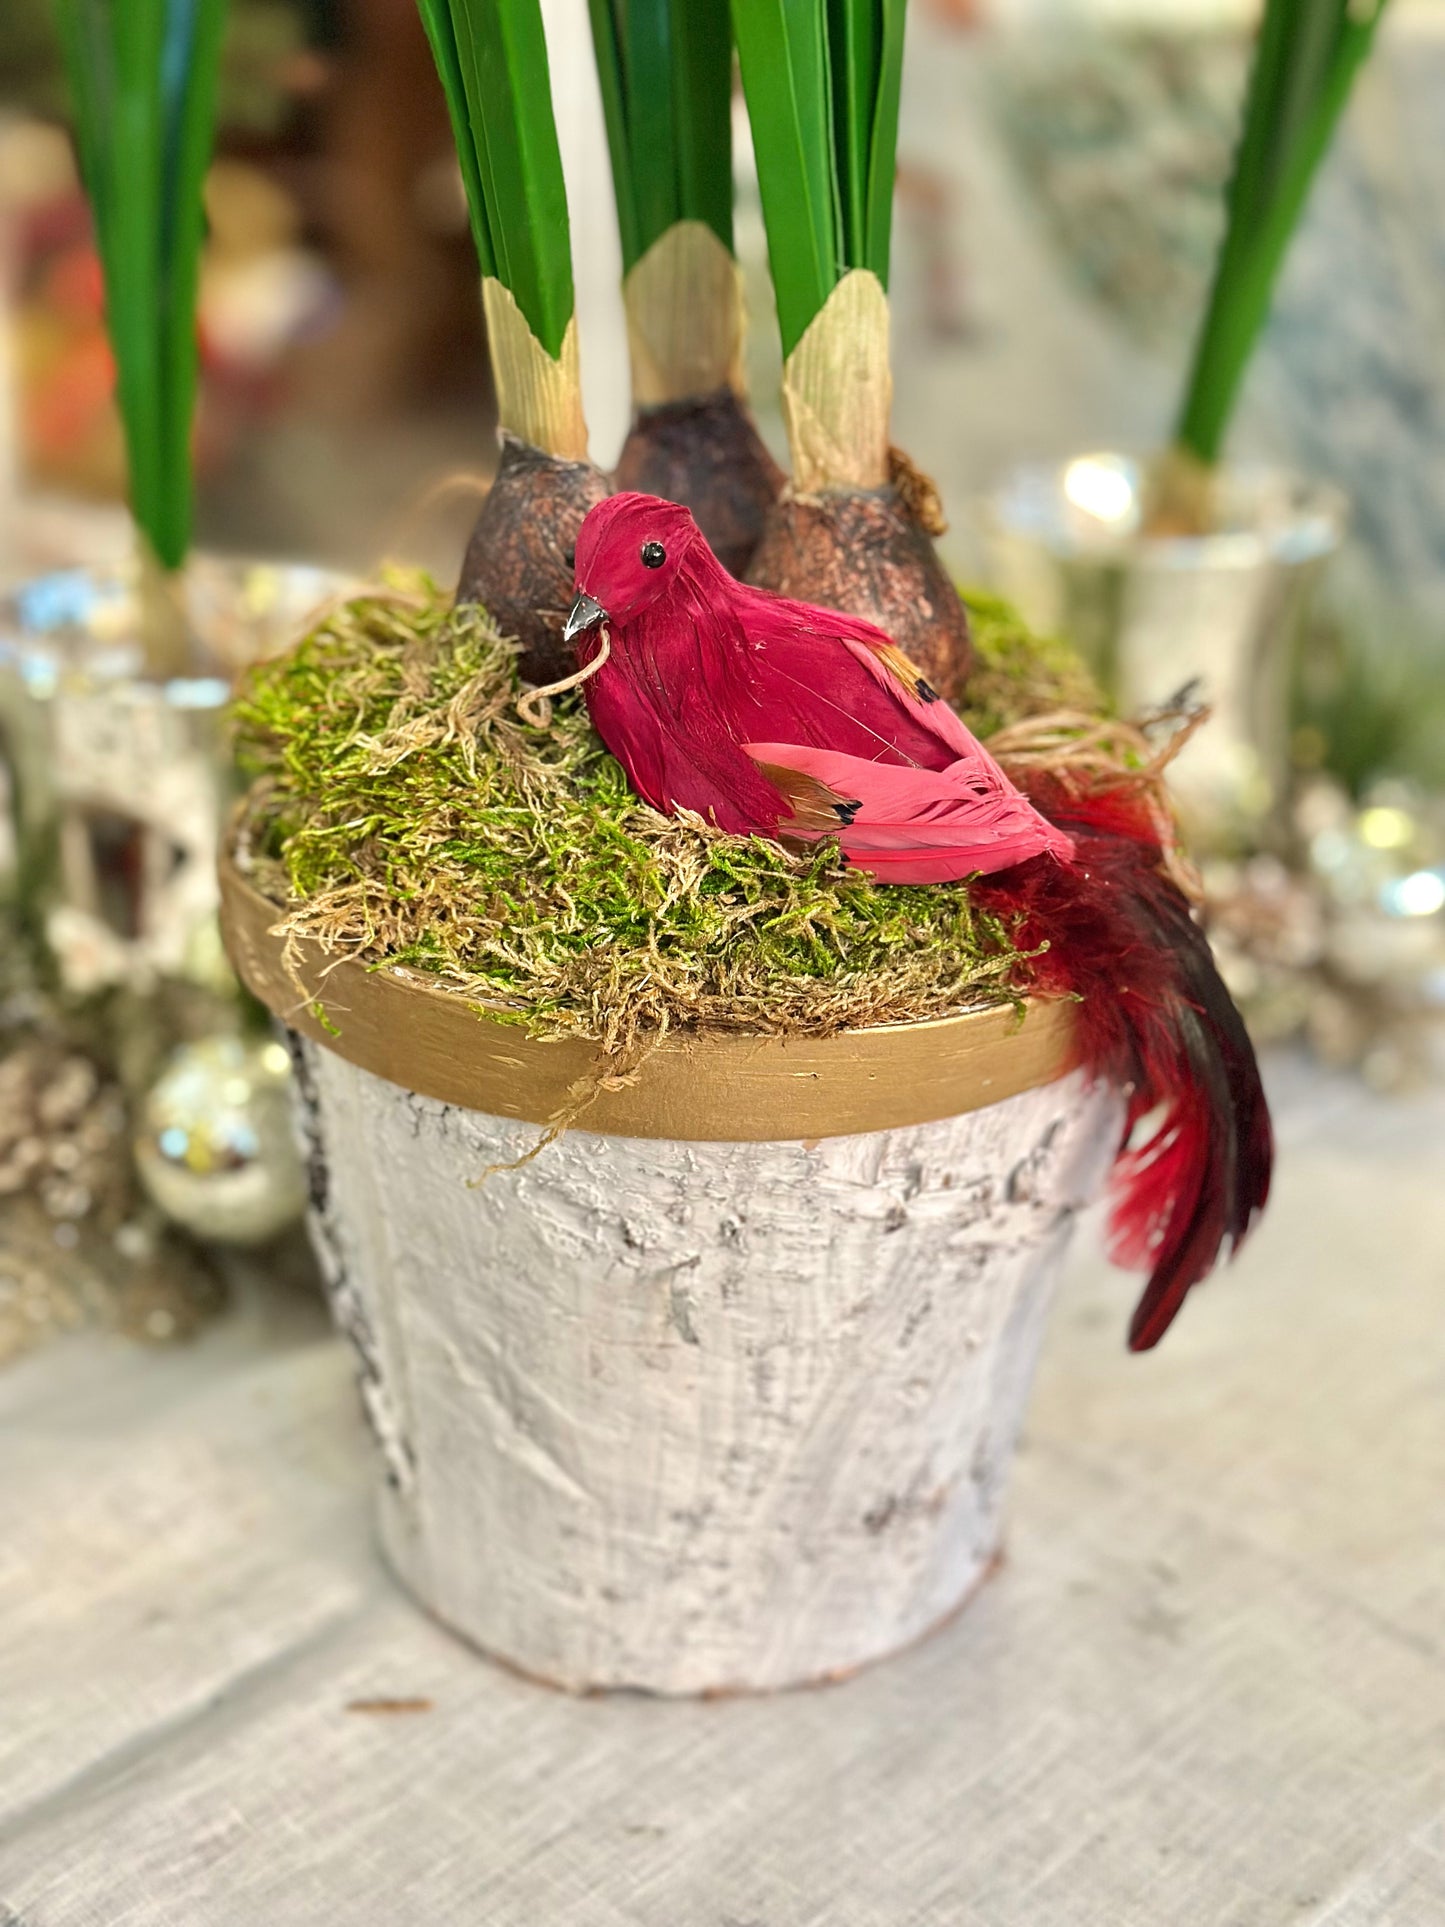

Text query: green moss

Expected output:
[960,589,1103,741]
[233,578,1098,1052]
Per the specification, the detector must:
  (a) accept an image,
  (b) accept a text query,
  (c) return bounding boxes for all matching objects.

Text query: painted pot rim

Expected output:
[219,853,1077,1143]
[985,453,1348,574]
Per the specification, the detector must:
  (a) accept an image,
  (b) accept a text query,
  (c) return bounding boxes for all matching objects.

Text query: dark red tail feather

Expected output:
[976,774,1273,1351]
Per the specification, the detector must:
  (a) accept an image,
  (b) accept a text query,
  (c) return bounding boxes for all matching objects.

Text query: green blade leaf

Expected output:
[155,0,228,565]
[53,0,228,570]
[586,0,641,267]
[110,4,166,548]
[591,0,734,270]
[827,0,879,263]
[622,0,680,255]
[669,0,734,253]
[417,0,575,358]
[52,0,111,250]
[735,0,905,345]
[862,0,906,284]
[731,0,839,356]
[1175,0,1389,464]
[417,0,497,274]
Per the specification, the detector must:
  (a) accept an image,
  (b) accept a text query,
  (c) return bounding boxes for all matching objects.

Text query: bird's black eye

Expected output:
[640,541,666,569]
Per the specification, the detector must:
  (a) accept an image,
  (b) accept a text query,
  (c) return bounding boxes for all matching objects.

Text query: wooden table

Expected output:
[1,1057,1442,1926]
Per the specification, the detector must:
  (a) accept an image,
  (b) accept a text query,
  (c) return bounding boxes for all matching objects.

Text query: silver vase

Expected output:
[0,554,344,996]
[981,454,1347,838]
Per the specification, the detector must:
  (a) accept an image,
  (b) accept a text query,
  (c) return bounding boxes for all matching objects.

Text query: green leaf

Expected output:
[733,0,909,354]
[53,0,229,570]
[588,0,734,271]
[827,0,878,262]
[622,0,679,255]
[417,0,496,274]
[416,0,575,358]
[669,0,734,253]
[156,0,228,565]
[862,0,906,283]
[731,0,838,356]
[1175,0,1389,465]
[586,0,639,266]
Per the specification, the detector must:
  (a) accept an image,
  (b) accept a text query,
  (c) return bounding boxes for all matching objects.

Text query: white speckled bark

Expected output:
[289,1040,1121,1694]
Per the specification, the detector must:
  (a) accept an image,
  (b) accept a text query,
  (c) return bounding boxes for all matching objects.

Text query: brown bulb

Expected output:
[615,388,783,580]
[747,485,973,700]
[456,438,611,685]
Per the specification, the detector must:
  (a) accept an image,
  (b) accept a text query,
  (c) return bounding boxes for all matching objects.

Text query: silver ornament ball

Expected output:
[135,1036,304,1245]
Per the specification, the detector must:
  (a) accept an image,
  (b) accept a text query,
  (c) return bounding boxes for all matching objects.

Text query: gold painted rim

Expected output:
[220,856,1077,1143]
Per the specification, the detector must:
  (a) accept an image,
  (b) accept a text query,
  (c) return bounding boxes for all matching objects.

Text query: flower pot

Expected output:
[982,455,1346,837]
[222,854,1121,1696]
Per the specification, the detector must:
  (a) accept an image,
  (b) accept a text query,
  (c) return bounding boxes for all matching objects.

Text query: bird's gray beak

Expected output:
[564,592,607,642]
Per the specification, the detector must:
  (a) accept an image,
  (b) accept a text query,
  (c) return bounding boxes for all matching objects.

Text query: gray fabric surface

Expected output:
[0,1057,1441,1925]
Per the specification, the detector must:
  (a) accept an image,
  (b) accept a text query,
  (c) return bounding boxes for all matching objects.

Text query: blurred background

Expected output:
[0,0,1442,1358]
[3,0,1441,607]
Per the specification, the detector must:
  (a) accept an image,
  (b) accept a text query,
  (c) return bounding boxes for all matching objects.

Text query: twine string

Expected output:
[515,626,612,728]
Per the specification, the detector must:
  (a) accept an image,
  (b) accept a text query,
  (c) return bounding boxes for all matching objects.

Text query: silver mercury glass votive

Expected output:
[0,553,344,996]
[981,454,1347,840]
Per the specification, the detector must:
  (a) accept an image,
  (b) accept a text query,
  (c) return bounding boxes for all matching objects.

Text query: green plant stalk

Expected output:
[731,0,906,358]
[587,0,733,273]
[733,0,974,691]
[831,1,880,260]
[1174,0,1387,467]
[587,0,641,267]
[621,1,677,257]
[671,2,733,251]
[416,0,495,274]
[862,0,905,277]
[732,0,835,357]
[53,0,228,577]
[415,0,574,358]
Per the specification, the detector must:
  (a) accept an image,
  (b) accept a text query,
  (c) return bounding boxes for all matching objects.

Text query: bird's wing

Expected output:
[729,581,980,768]
[743,740,1073,884]
[838,637,980,759]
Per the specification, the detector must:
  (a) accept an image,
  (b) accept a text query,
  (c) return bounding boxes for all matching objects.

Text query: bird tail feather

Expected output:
[978,774,1272,1350]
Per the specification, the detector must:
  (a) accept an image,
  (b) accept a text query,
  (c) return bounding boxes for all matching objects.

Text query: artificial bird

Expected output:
[559,492,1272,1350]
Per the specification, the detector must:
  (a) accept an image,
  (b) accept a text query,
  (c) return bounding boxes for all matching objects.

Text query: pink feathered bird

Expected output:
[561,492,1272,1349]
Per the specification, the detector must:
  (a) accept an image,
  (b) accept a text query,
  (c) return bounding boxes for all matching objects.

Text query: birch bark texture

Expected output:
[290,1039,1120,1696]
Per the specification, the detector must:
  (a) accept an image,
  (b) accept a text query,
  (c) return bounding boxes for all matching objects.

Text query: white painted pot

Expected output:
[223,860,1119,1695]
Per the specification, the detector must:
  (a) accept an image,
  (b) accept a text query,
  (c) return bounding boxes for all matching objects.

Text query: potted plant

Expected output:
[222,582,1127,1694]
[220,0,1269,1696]
[984,0,1383,833]
[0,0,333,1247]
